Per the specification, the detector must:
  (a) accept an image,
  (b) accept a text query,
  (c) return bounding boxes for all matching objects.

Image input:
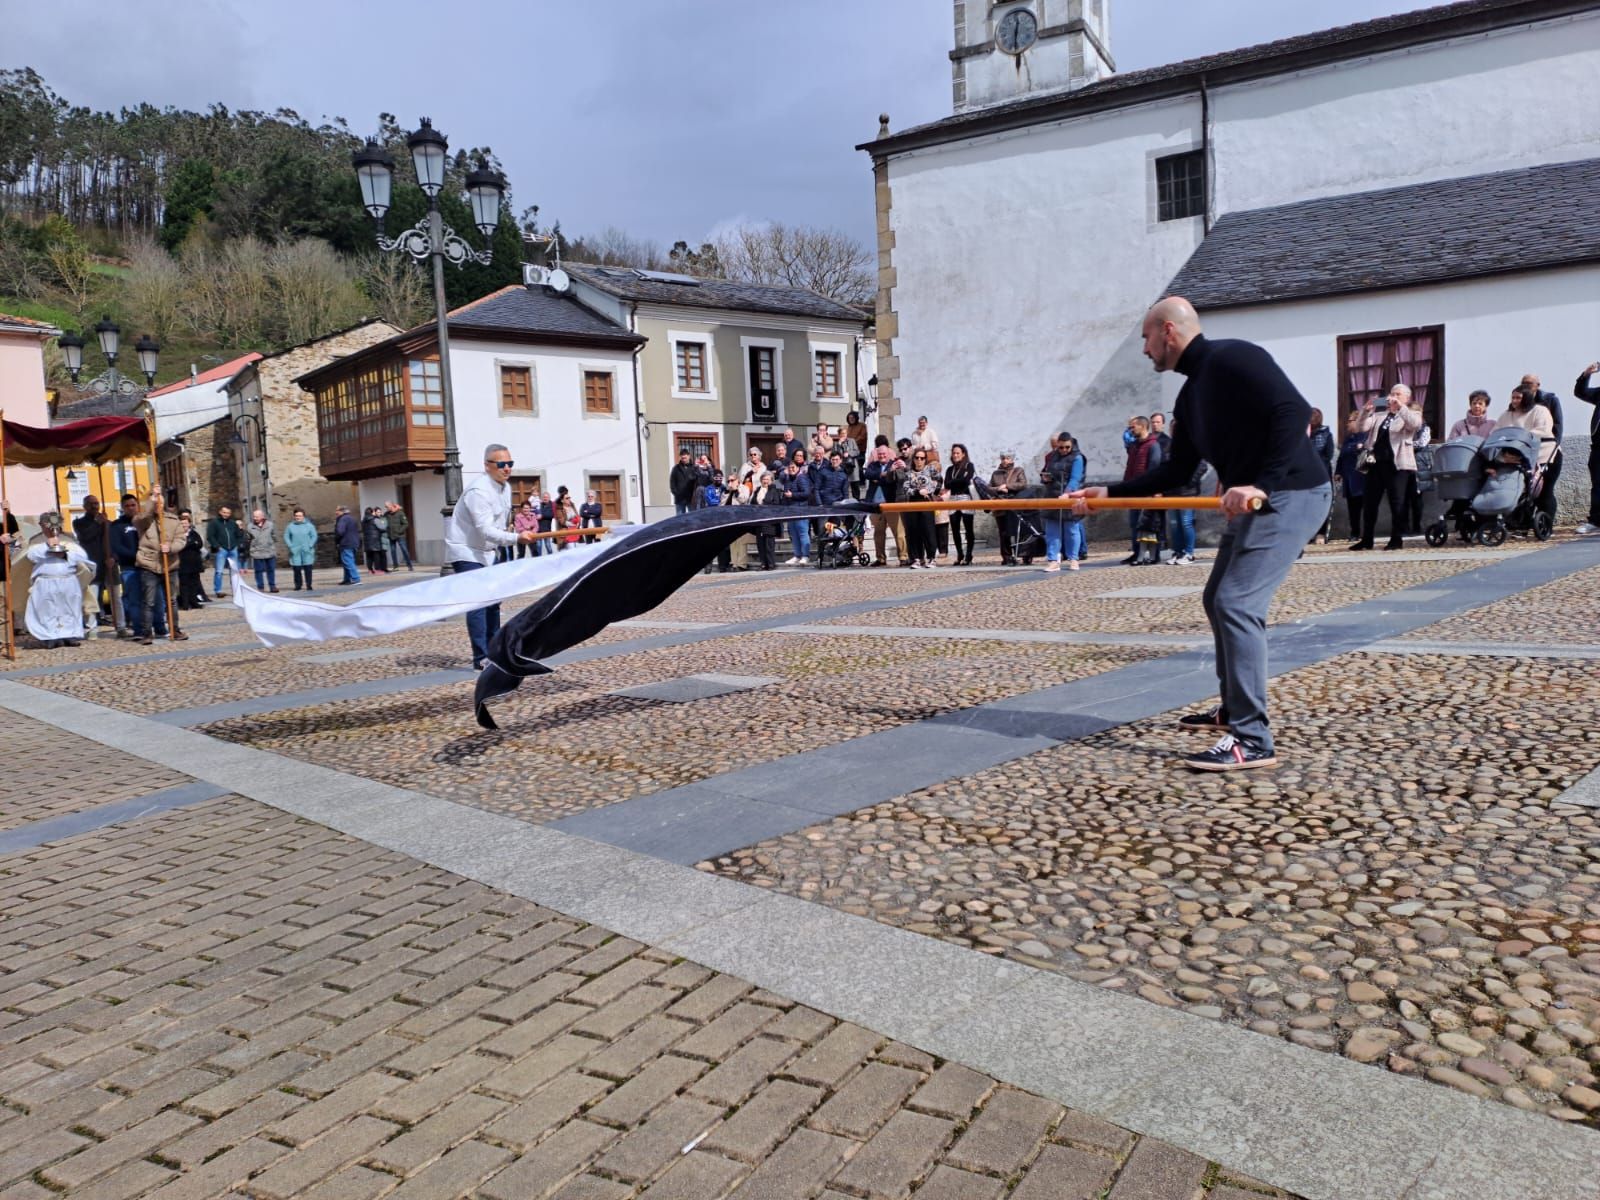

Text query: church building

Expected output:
[863,0,1600,499]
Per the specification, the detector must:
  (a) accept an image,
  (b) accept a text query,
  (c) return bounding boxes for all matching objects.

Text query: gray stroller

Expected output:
[1432,426,1551,546]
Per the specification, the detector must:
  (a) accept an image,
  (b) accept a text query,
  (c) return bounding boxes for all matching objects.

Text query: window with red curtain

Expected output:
[1337,326,1444,438]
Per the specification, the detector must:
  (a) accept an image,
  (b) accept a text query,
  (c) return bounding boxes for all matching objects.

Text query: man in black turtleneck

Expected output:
[1073,296,1330,773]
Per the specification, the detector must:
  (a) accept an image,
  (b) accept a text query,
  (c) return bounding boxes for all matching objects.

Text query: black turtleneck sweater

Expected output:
[1107,334,1328,498]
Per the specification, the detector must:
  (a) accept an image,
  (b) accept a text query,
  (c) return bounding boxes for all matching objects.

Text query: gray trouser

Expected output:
[1201,485,1331,753]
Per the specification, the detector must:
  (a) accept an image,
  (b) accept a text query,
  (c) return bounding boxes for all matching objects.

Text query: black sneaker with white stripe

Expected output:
[1185,734,1277,772]
[1176,705,1229,731]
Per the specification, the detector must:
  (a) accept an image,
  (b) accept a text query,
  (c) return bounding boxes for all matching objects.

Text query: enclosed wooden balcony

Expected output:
[313,355,448,481]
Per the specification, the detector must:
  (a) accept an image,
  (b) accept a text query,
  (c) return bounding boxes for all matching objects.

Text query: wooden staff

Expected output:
[98,464,121,634]
[527,525,612,542]
[0,412,14,661]
[881,496,1262,513]
[141,407,178,640]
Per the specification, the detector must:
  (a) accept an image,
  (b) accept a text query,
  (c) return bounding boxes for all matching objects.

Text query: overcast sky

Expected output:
[6,0,1416,250]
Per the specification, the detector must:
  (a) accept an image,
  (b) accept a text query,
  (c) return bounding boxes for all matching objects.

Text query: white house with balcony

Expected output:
[297,283,647,563]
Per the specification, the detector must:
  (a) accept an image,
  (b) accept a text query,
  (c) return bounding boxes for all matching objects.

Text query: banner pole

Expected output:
[142,407,178,641]
[879,496,1260,514]
[0,412,14,661]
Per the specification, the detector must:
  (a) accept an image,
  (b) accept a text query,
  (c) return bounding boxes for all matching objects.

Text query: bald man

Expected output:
[1073,297,1330,772]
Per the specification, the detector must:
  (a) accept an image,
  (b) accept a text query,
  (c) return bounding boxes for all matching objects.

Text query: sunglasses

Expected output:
[488,460,514,468]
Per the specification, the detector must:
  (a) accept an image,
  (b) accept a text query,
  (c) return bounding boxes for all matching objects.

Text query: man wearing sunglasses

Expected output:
[445,444,540,669]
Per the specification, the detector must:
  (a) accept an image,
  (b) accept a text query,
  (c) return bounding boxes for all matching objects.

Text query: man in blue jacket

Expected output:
[334,505,361,584]
[814,451,851,505]
[112,494,163,637]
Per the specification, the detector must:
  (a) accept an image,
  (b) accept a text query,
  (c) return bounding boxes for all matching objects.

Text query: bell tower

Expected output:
[951,0,1115,113]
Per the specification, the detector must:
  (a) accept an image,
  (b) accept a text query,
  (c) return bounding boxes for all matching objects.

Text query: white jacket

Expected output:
[444,473,517,565]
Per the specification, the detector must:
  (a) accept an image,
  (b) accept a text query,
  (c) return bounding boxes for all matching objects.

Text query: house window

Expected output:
[676,341,708,392]
[500,365,533,413]
[1337,326,1444,438]
[673,431,720,469]
[1155,150,1205,222]
[407,358,444,426]
[509,474,544,511]
[583,370,615,415]
[813,351,842,399]
[589,473,623,521]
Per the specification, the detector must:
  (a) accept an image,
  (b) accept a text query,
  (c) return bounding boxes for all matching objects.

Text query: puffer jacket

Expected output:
[813,463,851,504]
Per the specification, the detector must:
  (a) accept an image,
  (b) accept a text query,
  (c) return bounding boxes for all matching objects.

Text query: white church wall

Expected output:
[887,98,1205,480]
[1197,264,1600,520]
[1211,13,1600,215]
[882,7,1600,484]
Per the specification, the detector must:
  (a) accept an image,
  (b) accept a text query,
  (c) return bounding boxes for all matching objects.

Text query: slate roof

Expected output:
[446,284,642,342]
[293,285,641,390]
[866,0,1592,156]
[565,264,867,324]
[1165,157,1600,310]
[52,394,147,424]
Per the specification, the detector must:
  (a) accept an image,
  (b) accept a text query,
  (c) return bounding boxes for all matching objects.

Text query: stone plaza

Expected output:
[1,536,1598,1199]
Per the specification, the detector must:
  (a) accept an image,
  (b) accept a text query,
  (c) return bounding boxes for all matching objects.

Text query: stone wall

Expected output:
[261,321,398,562]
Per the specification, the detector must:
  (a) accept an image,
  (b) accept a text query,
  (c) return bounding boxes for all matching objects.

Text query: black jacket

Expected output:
[1108,335,1327,498]
[669,462,699,504]
[334,512,360,551]
[1532,389,1564,443]
[73,513,108,563]
[1574,370,1600,438]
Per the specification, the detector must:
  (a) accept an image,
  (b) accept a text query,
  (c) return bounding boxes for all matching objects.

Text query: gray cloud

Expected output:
[4,0,1409,251]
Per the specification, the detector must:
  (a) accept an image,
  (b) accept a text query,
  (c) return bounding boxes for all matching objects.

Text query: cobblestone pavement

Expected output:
[0,794,1299,1200]
[815,558,1481,635]
[706,648,1600,1127]
[1396,562,1600,645]
[198,636,1154,823]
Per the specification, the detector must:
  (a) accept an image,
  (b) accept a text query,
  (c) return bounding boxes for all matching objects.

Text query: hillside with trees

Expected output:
[0,68,874,389]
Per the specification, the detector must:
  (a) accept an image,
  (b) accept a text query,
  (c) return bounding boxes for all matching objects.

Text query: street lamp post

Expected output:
[353,119,507,514]
[58,319,161,398]
[229,413,265,515]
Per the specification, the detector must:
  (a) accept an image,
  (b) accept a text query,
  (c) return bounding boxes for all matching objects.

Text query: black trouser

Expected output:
[935,522,949,556]
[293,565,314,589]
[905,511,936,562]
[1588,440,1600,526]
[1360,463,1412,546]
[1537,451,1562,523]
[177,571,205,609]
[996,513,1018,561]
[1344,491,1363,538]
[755,532,777,569]
[1405,472,1424,534]
[949,510,974,559]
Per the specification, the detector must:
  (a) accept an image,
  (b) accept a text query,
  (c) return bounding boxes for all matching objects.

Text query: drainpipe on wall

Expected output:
[1199,73,1214,235]
[629,300,647,523]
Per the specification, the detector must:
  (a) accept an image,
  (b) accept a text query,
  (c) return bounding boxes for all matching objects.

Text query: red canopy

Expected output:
[1,415,153,469]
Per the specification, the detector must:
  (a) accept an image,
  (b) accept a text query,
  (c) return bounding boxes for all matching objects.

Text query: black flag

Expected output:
[473,502,874,728]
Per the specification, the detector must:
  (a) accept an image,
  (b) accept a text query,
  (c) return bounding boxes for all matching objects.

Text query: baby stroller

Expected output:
[1011,508,1047,565]
[1424,436,1482,546]
[816,517,870,568]
[1464,426,1551,546]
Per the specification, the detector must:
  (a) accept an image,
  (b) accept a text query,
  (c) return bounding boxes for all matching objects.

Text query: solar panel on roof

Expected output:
[633,269,701,286]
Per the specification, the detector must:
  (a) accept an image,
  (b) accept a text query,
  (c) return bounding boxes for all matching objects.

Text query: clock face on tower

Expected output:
[996,8,1039,55]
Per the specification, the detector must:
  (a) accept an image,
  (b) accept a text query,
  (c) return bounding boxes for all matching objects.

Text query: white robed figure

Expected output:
[23,514,91,647]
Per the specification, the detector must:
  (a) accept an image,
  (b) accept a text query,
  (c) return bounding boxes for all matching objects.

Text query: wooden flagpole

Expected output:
[141,406,178,641]
[0,412,14,661]
[880,496,1260,514]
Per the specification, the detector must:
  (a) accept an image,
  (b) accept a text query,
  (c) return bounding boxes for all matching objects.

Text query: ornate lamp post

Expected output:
[57,318,160,397]
[353,119,507,513]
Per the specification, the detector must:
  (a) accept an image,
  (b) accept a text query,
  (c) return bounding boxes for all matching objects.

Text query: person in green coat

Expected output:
[384,500,414,570]
[284,508,319,591]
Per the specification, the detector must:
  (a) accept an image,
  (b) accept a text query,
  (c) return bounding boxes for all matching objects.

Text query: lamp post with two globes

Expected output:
[351,119,507,513]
